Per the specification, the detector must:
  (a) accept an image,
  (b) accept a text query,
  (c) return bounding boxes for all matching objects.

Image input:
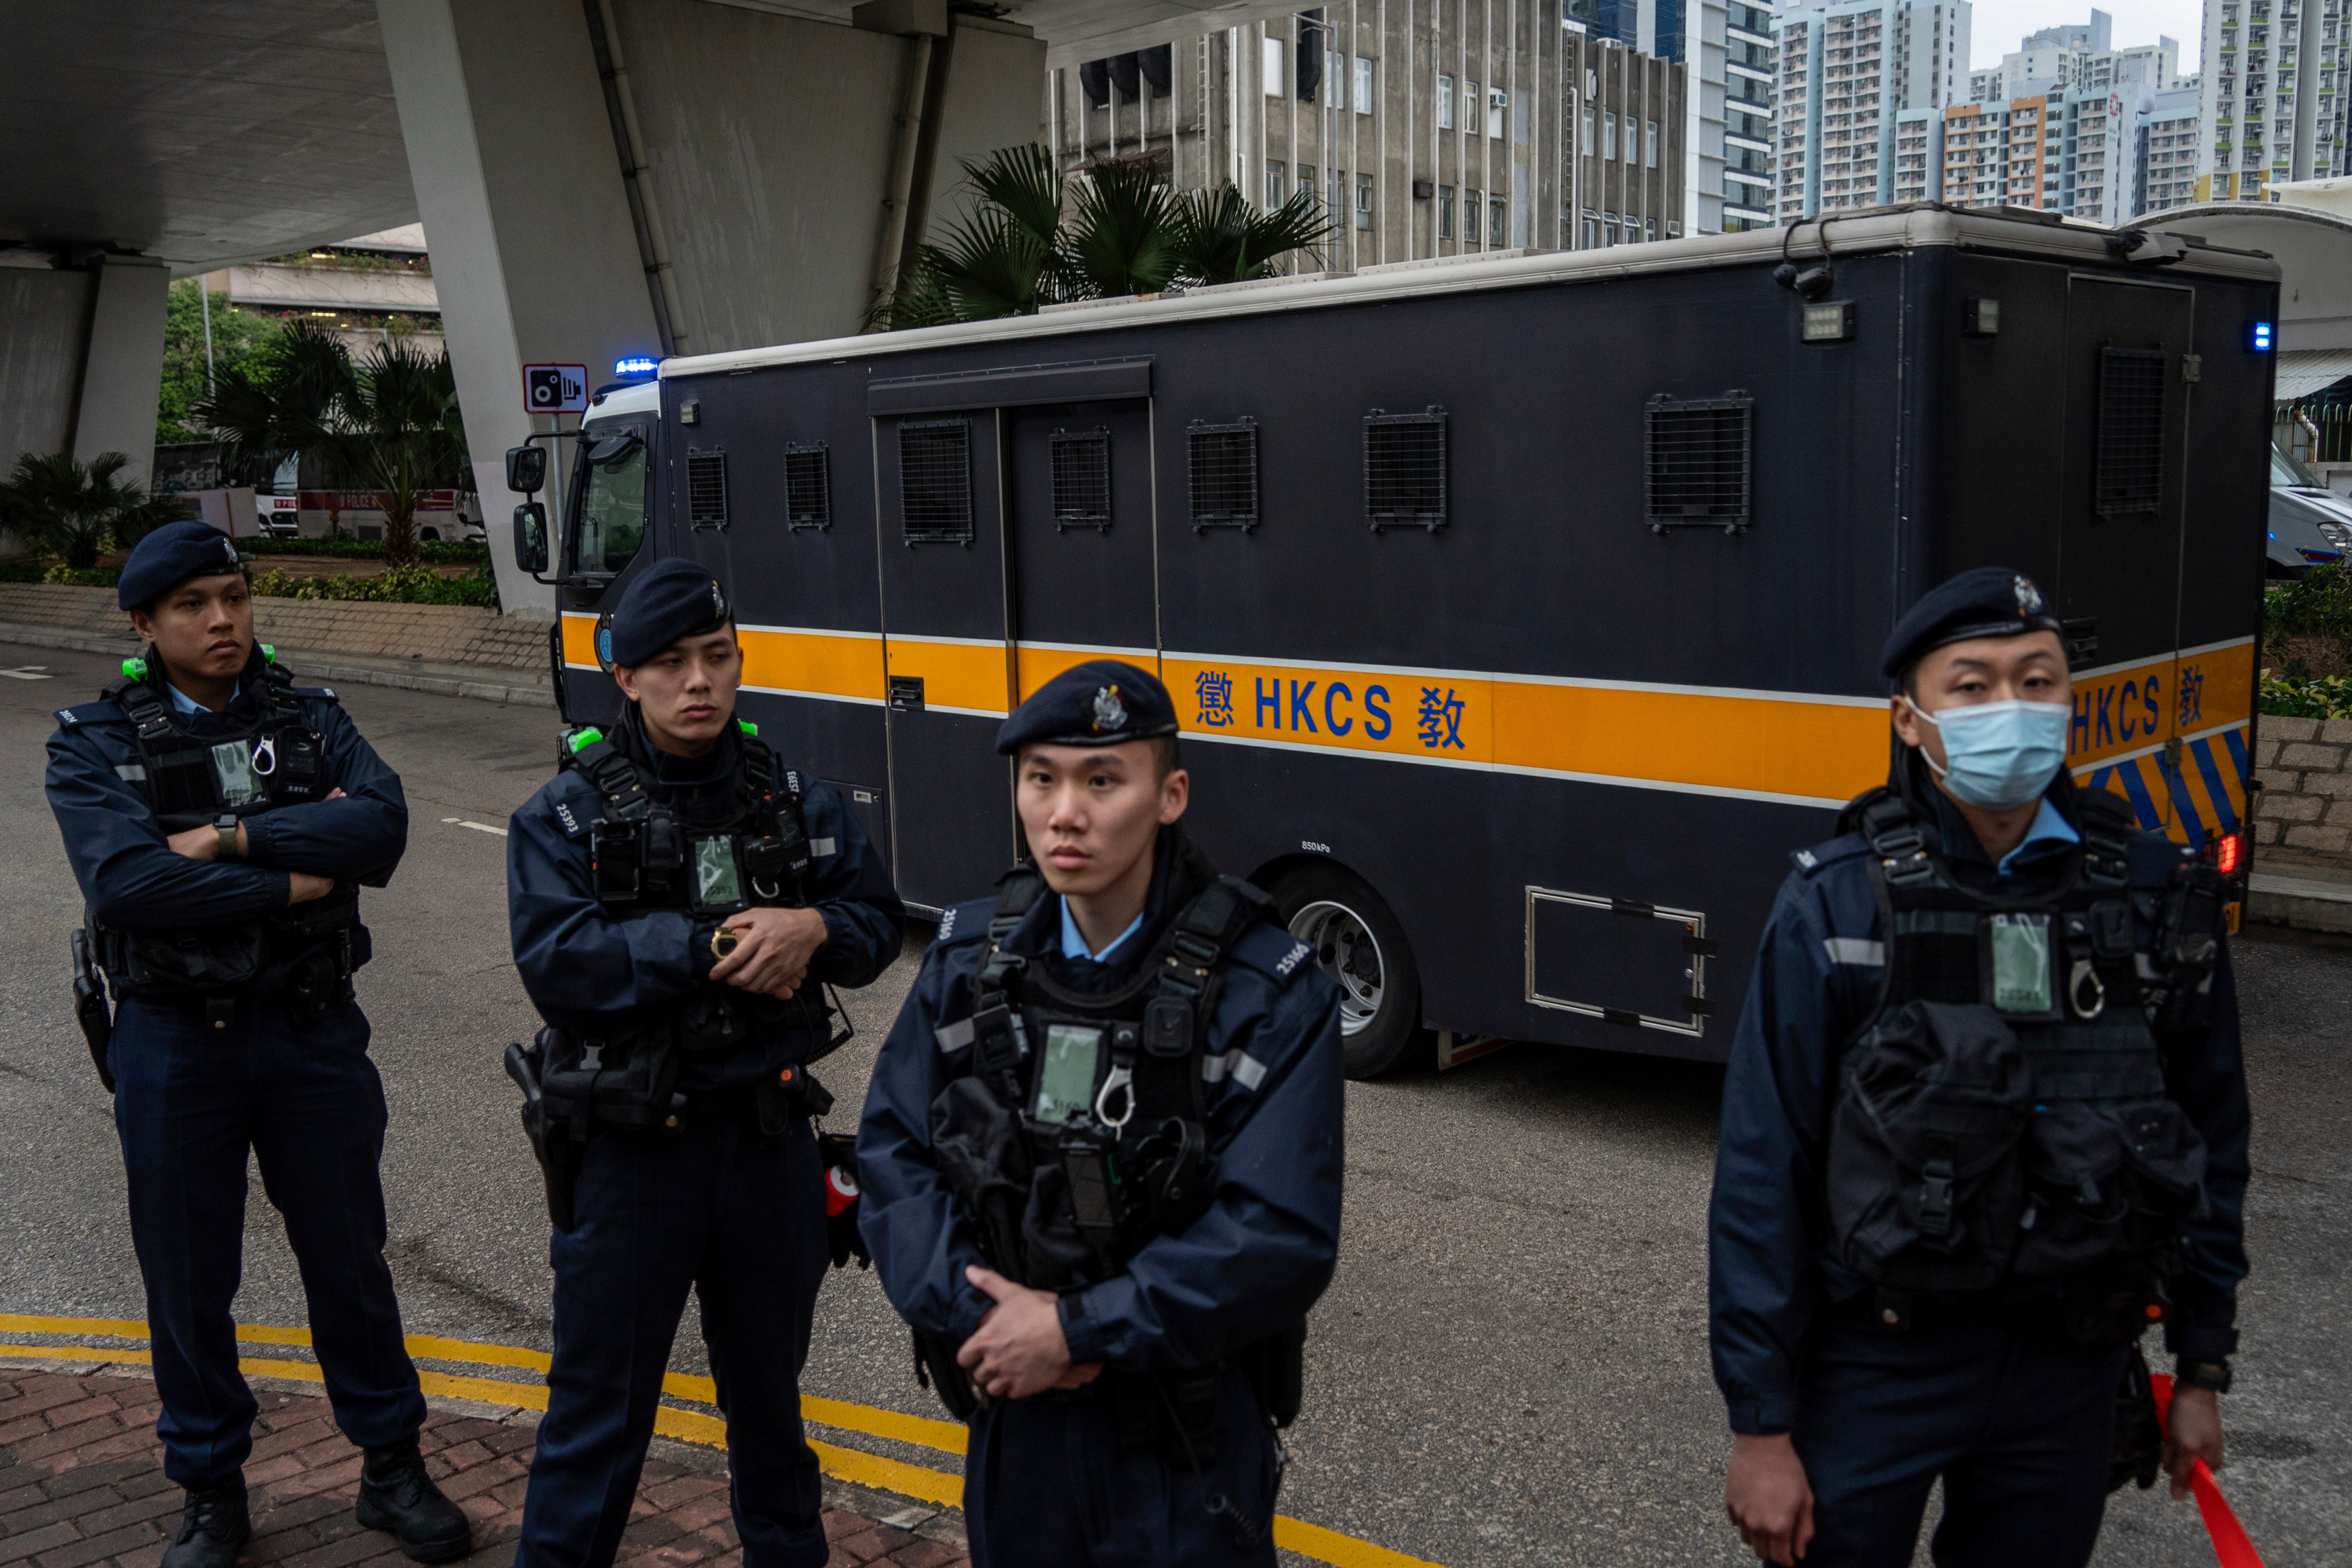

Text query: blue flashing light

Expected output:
[615,355,661,378]
[2247,320,2273,352]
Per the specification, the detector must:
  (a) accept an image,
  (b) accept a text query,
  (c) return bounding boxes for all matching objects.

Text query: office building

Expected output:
[1773,0,1972,219]
[1723,0,1779,227]
[2195,0,2352,202]
[1049,4,1685,263]
[2136,85,2202,211]
[1570,0,1747,235]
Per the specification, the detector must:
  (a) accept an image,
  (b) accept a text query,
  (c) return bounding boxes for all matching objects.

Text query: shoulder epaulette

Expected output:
[931,896,1001,949]
[54,701,129,729]
[1227,919,1317,985]
[1789,832,1874,877]
[292,685,341,704]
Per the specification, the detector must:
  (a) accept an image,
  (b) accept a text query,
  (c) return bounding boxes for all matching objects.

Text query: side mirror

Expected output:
[506,444,548,495]
[513,502,549,575]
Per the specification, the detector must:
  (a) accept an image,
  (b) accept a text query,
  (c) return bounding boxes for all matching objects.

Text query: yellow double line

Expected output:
[0,1315,1436,1568]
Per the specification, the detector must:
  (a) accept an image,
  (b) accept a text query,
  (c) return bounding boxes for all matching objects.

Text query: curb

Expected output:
[0,624,555,709]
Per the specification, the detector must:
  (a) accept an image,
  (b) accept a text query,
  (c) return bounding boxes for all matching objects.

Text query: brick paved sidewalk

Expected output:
[0,1368,966,1568]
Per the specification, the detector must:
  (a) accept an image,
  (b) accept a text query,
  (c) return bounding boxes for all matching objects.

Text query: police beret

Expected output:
[117,520,245,610]
[1880,566,2066,681]
[996,660,1179,754]
[609,557,732,667]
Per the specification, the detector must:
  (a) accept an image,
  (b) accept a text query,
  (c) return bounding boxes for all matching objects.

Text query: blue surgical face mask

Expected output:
[1904,696,2071,809]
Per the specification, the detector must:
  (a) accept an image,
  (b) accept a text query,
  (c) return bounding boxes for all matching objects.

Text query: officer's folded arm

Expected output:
[506,801,710,1019]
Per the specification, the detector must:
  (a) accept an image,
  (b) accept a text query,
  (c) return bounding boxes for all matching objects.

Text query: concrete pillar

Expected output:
[375,0,661,618]
[72,256,171,488]
[918,16,1052,237]
[0,266,95,480]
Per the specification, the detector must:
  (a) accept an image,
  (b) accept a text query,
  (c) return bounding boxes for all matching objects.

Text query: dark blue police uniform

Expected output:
[504,563,904,1568]
[49,670,426,1483]
[1708,570,2251,1566]
[857,662,1346,1568]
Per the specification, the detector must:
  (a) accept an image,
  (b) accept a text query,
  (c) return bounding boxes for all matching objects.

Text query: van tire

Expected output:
[1265,863,1433,1079]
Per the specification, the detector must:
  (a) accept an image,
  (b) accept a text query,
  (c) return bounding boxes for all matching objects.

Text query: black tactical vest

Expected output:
[914,862,1308,1455]
[90,650,360,1008]
[1824,784,2217,1326]
[531,719,828,1137]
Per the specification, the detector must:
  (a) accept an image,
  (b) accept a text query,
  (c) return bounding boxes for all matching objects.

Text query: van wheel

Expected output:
[1267,863,1433,1079]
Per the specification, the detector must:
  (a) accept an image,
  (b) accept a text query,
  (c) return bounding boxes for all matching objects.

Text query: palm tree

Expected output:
[0,452,186,569]
[872,145,1330,331]
[195,325,467,567]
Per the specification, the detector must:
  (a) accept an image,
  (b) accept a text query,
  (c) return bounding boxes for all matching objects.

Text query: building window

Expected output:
[1328,50,1347,111]
[1357,173,1374,228]
[1646,119,1660,167]
[1438,74,1456,129]
[1263,35,1285,95]
[1581,208,1600,248]
[1487,86,1506,138]
[1329,165,1345,212]
[1440,186,1455,238]
[1300,164,1318,210]
[1645,217,1658,242]
[1606,110,1619,159]
[1489,197,1506,241]
[1266,161,1285,206]
[1466,79,1480,133]
[1355,56,1374,114]
[1581,103,1597,154]
[1464,190,1481,241]
[1604,210,1619,245]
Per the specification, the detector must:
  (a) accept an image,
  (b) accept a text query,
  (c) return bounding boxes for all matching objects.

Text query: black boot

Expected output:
[355,1438,472,1563]
[161,1480,250,1568]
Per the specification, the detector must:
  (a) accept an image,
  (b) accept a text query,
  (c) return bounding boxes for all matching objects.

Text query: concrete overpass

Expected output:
[0,0,1236,611]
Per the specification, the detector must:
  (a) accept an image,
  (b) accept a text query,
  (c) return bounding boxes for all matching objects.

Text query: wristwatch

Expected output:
[214,813,242,861]
[711,928,741,961]
[2177,1358,2233,1394]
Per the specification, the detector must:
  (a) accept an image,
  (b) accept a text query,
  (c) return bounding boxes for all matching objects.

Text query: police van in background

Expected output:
[514,204,2277,1080]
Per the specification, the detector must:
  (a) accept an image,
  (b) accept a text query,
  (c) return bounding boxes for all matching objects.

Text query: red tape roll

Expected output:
[2150,1374,2266,1568]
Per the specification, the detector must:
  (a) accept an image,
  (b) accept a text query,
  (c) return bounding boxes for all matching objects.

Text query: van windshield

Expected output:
[574,428,648,575]
[2273,445,2324,489]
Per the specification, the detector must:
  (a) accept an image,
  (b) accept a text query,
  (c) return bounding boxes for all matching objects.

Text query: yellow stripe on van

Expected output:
[1014,643,1159,703]
[885,638,1012,715]
[560,611,599,669]
[739,627,887,704]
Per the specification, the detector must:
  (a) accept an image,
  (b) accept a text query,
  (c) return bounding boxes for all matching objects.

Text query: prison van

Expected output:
[535,205,2278,1078]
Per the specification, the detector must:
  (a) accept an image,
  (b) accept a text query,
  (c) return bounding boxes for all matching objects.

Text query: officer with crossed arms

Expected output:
[1712,568,2249,1565]
[46,521,469,1568]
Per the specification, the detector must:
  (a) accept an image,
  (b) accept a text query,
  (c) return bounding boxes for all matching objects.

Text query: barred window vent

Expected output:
[2095,346,2166,518]
[1644,391,1753,536]
[1365,407,1448,532]
[1049,428,1112,532]
[1187,418,1259,533]
[784,442,831,531]
[686,447,729,532]
[899,420,974,546]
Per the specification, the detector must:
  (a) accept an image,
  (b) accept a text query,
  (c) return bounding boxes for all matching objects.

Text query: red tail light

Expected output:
[2206,831,2246,877]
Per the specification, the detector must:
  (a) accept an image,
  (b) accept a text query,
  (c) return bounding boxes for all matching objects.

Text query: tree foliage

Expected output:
[871,145,1330,330]
[0,452,185,568]
[157,283,280,445]
[192,325,468,567]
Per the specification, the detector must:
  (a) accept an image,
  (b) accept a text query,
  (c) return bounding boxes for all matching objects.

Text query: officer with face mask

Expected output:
[504,558,904,1568]
[856,661,1346,1568]
[45,521,469,1568]
[1710,567,2251,1567]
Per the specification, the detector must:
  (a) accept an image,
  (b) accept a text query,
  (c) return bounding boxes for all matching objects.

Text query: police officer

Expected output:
[504,558,904,1568]
[45,521,469,1568]
[1710,567,2250,1567]
[857,660,1346,1568]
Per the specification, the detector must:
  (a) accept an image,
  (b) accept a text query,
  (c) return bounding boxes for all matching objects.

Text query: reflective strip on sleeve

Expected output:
[1203,1050,1270,1090]
[810,836,838,858]
[935,1017,975,1054]
[1822,938,1885,967]
[115,763,147,781]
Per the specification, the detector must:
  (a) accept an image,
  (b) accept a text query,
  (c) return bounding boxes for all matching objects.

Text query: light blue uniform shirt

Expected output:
[1059,896,1144,961]
[1996,796,2081,874]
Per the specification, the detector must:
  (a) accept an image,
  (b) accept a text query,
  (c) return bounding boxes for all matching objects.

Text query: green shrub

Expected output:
[42,565,119,588]
[2260,669,2352,720]
[250,561,498,610]
[0,561,49,583]
[2264,562,2352,648]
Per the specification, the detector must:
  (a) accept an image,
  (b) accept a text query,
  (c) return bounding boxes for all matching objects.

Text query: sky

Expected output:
[1964,0,2207,72]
